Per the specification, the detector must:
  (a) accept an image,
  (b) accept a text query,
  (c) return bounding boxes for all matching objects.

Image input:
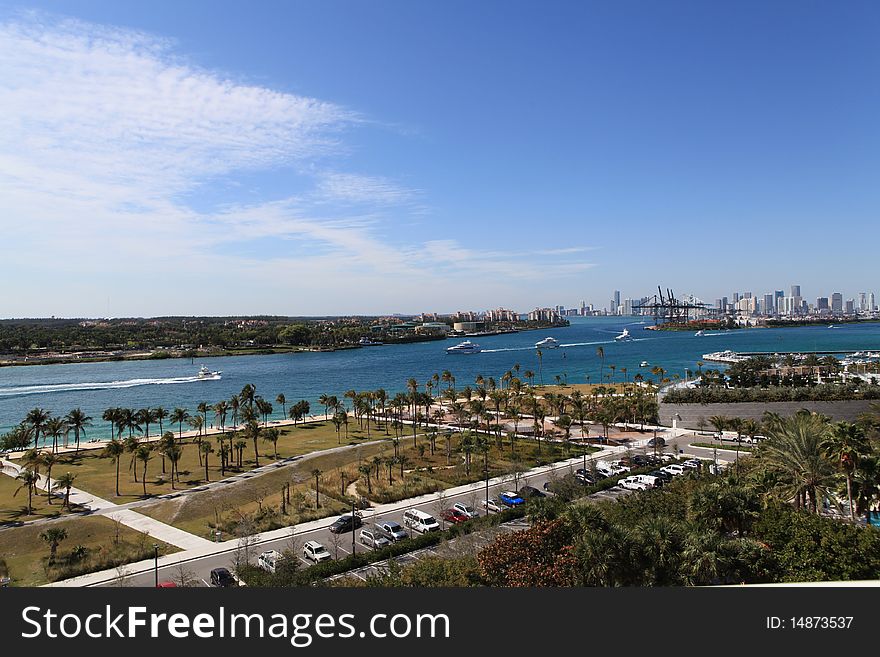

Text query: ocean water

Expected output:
[1,317,878,440]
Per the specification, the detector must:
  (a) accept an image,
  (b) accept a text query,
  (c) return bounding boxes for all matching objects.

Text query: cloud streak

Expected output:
[0,13,596,316]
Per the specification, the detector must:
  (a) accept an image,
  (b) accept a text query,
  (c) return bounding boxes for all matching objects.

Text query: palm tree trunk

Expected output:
[115,458,120,496]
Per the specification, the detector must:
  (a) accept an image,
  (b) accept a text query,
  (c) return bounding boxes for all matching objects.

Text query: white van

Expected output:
[635,474,662,488]
[257,550,285,573]
[403,509,440,533]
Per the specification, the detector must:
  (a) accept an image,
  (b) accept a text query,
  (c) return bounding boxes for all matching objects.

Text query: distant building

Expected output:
[846,299,855,314]
[831,292,843,313]
[870,292,876,312]
[763,294,775,316]
[791,284,801,298]
[416,322,451,336]
[816,297,829,311]
[453,321,479,332]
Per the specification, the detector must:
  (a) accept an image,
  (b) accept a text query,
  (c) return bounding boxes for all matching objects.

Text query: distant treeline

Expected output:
[664,383,880,404]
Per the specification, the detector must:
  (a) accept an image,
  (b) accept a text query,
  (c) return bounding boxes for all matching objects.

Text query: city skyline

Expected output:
[2,2,879,317]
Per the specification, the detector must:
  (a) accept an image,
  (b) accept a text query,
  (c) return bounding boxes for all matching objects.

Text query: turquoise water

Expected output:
[1,317,879,440]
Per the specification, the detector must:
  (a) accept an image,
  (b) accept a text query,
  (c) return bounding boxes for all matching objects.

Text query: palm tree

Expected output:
[536,348,544,386]
[331,413,344,443]
[25,407,50,449]
[758,411,835,513]
[244,420,262,467]
[102,407,120,441]
[319,394,330,420]
[40,527,68,565]
[166,444,183,488]
[240,384,256,409]
[358,463,372,495]
[201,442,214,482]
[44,417,65,454]
[822,421,868,520]
[103,439,125,496]
[154,406,169,438]
[170,408,190,441]
[135,408,153,443]
[312,468,322,507]
[276,393,287,420]
[189,415,205,464]
[124,434,140,481]
[136,445,152,496]
[229,396,240,429]
[234,439,247,468]
[64,408,92,452]
[14,468,39,515]
[40,452,58,503]
[52,472,76,510]
[709,415,728,442]
[263,427,280,459]
[213,400,229,438]
[596,346,605,384]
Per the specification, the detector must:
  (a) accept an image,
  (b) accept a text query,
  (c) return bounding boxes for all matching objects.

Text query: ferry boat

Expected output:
[614,328,633,341]
[197,365,222,380]
[446,340,481,355]
[358,337,384,346]
[535,337,560,349]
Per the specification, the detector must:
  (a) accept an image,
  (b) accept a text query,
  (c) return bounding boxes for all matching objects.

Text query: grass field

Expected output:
[7,420,379,504]
[0,516,178,587]
[0,472,85,524]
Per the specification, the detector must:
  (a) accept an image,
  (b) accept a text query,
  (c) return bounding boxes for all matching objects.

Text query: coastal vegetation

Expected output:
[0,516,176,586]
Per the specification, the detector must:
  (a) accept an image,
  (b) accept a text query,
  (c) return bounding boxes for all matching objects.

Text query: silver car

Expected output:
[359,528,391,549]
[376,521,408,542]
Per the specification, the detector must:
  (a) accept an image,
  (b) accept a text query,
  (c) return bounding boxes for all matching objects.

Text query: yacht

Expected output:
[446,340,481,355]
[614,328,633,341]
[358,336,384,346]
[640,361,649,367]
[695,330,705,336]
[535,337,560,349]
[197,365,222,380]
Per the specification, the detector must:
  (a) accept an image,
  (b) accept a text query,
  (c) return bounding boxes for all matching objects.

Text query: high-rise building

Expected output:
[733,292,740,304]
[612,290,620,315]
[721,296,728,312]
[763,294,775,315]
[859,292,867,312]
[831,292,843,313]
[791,285,801,298]
[774,290,784,313]
[870,292,876,312]
[846,299,855,315]
[816,297,829,311]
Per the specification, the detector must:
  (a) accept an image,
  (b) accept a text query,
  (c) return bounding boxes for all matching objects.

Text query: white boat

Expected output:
[640,361,649,367]
[197,365,222,380]
[614,328,633,341]
[358,337,384,346]
[695,330,705,336]
[535,337,560,349]
[446,340,481,355]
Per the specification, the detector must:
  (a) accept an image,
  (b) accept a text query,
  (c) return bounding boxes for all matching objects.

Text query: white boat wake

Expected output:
[0,375,211,398]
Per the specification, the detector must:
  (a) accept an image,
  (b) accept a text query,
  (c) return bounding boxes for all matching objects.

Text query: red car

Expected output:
[440,508,470,524]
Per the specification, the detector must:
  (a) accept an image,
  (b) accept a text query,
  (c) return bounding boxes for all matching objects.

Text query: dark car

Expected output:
[575,470,596,484]
[649,469,673,482]
[210,568,236,587]
[631,455,650,468]
[647,437,667,447]
[329,513,362,534]
[440,508,470,524]
[518,486,545,499]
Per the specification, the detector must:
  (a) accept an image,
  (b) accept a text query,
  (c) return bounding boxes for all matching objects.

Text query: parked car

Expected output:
[648,469,673,482]
[519,486,545,499]
[647,437,667,447]
[453,502,479,519]
[257,550,285,573]
[359,528,391,549]
[618,476,649,491]
[302,541,332,563]
[440,508,470,524]
[681,460,699,470]
[402,509,440,533]
[156,581,177,588]
[329,513,362,534]
[631,455,650,468]
[499,491,525,506]
[376,521,408,542]
[635,474,662,488]
[210,567,236,587]
[481,498,504,513]
[661,464,686,476]
[575,469,596,484]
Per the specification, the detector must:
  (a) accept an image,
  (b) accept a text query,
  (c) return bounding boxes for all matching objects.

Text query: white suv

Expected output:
[618,476,649,490]
[302,541,332,563]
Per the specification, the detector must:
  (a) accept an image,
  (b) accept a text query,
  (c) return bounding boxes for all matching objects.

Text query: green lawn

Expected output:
[9,420,379,504]
[0,472,85,524]
[0,516,178,587]
[691,441,755,452]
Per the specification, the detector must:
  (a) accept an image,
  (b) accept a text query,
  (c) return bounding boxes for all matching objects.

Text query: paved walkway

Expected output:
[0,458,212,550]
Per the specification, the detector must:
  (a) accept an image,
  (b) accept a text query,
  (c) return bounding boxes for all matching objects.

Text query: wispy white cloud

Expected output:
[0,13,597,316]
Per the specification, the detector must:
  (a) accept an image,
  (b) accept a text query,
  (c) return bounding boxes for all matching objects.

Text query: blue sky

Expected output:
[1,1,877,317]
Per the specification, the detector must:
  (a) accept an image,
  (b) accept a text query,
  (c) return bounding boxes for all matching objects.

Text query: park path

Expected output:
[0,458,212,550]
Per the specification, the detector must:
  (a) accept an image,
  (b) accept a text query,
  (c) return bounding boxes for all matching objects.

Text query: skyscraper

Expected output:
[612,290,620,315]
[846,299,855,314]
[763,293,775,315]
[831,292,843,313]
[774,290,784,313]
[870,292,876,312]
[859,292,867,312]
[791,285,801,298]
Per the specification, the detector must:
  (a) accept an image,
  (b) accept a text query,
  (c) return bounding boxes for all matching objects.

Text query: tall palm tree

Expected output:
[25,407,50,449]
[102,439,125,497]
[189,415,205,464]
[53,472,76,510]
[536,348,544,386]
[201,442,214,482]
[154,406,169,438]
[166,444,183,488]
[822,421,868,520]
[136,445,153,496]
[239,384,256,409]
[358,463,372,495]
[64,408,92,454]
[276,393,287,420]
[135,408,153,443]
[44,417,65,454]
[14,468,39,515]
[244,420,262,467]
[40,452,58,503]
[102,407,119,442]
[229,396,240,429]
[596,347,605,384]
[263,427,280,459]
[312,468,322,507]
[170,408,190,441]
[213,400,229,438]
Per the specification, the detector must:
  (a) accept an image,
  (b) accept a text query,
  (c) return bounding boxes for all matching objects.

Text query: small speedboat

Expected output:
[197,365,222,380]
[614,328,633,341]
[695,330,705,336]
[358,337,384,346]
[640,361,649,367]
[446,340,481,354]
[535,337,560,349]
